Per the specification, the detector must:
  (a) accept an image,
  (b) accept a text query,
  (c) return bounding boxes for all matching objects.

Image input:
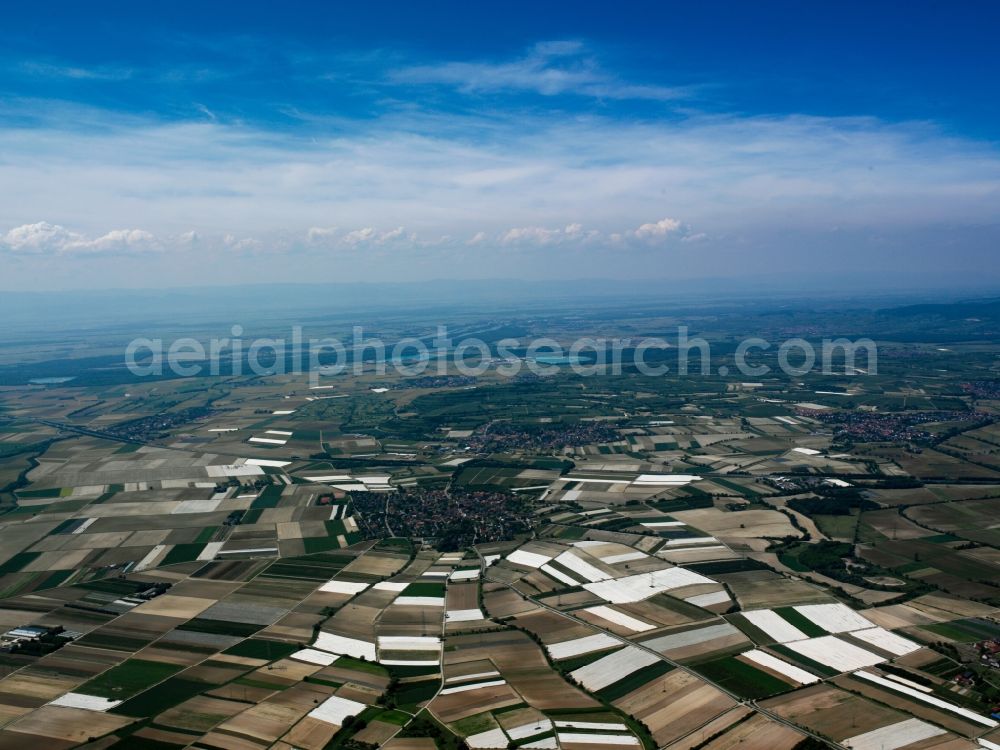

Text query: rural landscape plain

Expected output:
[1,3,999,750]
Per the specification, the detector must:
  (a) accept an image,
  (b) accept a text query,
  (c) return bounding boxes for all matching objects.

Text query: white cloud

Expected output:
[392,41,687,101]
[502,226,563,245]
[1,222,158,254]
[498,224,601,247]
[342,227,376,245]
[2,222,80,253]
[20,61,133,81]
[85,228,157,253]
[5,109,996,246]
[342,226,407,246]
[1,100,998,285]
[307,226,338,243]
[223,233,261,252]
[2,218,694,260]
[498,220,672,249]
[633,218,682,239]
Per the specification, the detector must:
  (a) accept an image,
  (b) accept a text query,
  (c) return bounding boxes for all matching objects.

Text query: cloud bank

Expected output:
[2,222,158,254]
[1,217,688,256]
[0,41,998,287]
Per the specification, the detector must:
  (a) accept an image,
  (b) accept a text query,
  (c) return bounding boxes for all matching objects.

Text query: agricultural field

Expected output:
[0,301,999,748]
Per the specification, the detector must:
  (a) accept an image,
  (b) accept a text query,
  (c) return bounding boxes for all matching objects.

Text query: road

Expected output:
[30,418,146,446]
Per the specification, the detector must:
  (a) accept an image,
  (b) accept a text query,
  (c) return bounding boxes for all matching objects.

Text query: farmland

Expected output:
[0,299,998,749]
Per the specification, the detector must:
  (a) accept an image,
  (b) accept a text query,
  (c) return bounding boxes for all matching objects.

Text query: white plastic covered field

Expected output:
[553,550,612,582]
[741,649,819,684]
[546,633,620,659]
[312,631,377,661]
[584,605,656,632]
[318,579,369,595]
[583,565,713,603]
[793,603,874,633]
[843,718,945,750]
[439,678,508,695]
[507,719,554,739]
[784,635,884,671]
[393,595,445,607]
[540,563,578,586]
[849,626,920,656]
[506,549,554,568]
[466,728,509,748]
[308,695,368,726]
[373,581,408,591]
[290,648,339,666]
[445,608,486,622]
[50,693,123,711]
[570,645,658,691]
[685,590,731,608]
[741,609,809,643]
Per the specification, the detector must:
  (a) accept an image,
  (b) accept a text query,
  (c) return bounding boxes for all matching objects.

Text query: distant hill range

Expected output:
[880,297,1000,321]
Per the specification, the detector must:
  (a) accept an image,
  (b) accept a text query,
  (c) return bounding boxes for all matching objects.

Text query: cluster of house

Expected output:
[974,638,1000,669]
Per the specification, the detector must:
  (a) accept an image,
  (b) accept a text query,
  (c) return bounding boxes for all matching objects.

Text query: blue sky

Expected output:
[1,1,998,290]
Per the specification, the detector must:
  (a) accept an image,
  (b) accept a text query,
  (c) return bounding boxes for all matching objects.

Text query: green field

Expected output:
[160,543,206,566]
[597,661,674,701]
[0,551,40,574]
[335,656,390,676]
[178,618,264,638]
[79,658,183,699]
[403,581,446,597]
[222,638,300,660]
[112,676,209,717]
[773,607,828,637]
[923,618,1000,642]
[556,647,621,673]
[393,678,440,712]
[251,484,284,509]
[692,656,793,698]
[815,512,859,540]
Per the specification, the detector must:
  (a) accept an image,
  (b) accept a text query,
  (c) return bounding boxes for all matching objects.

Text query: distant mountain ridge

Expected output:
[880,297,1000,320]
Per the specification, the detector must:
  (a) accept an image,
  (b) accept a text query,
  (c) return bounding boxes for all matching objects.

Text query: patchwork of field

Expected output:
[0,484,988,749]
[0,511,984,749]
[0,438,376,598]
[2,325,1000,750]
[0,540,404,737]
